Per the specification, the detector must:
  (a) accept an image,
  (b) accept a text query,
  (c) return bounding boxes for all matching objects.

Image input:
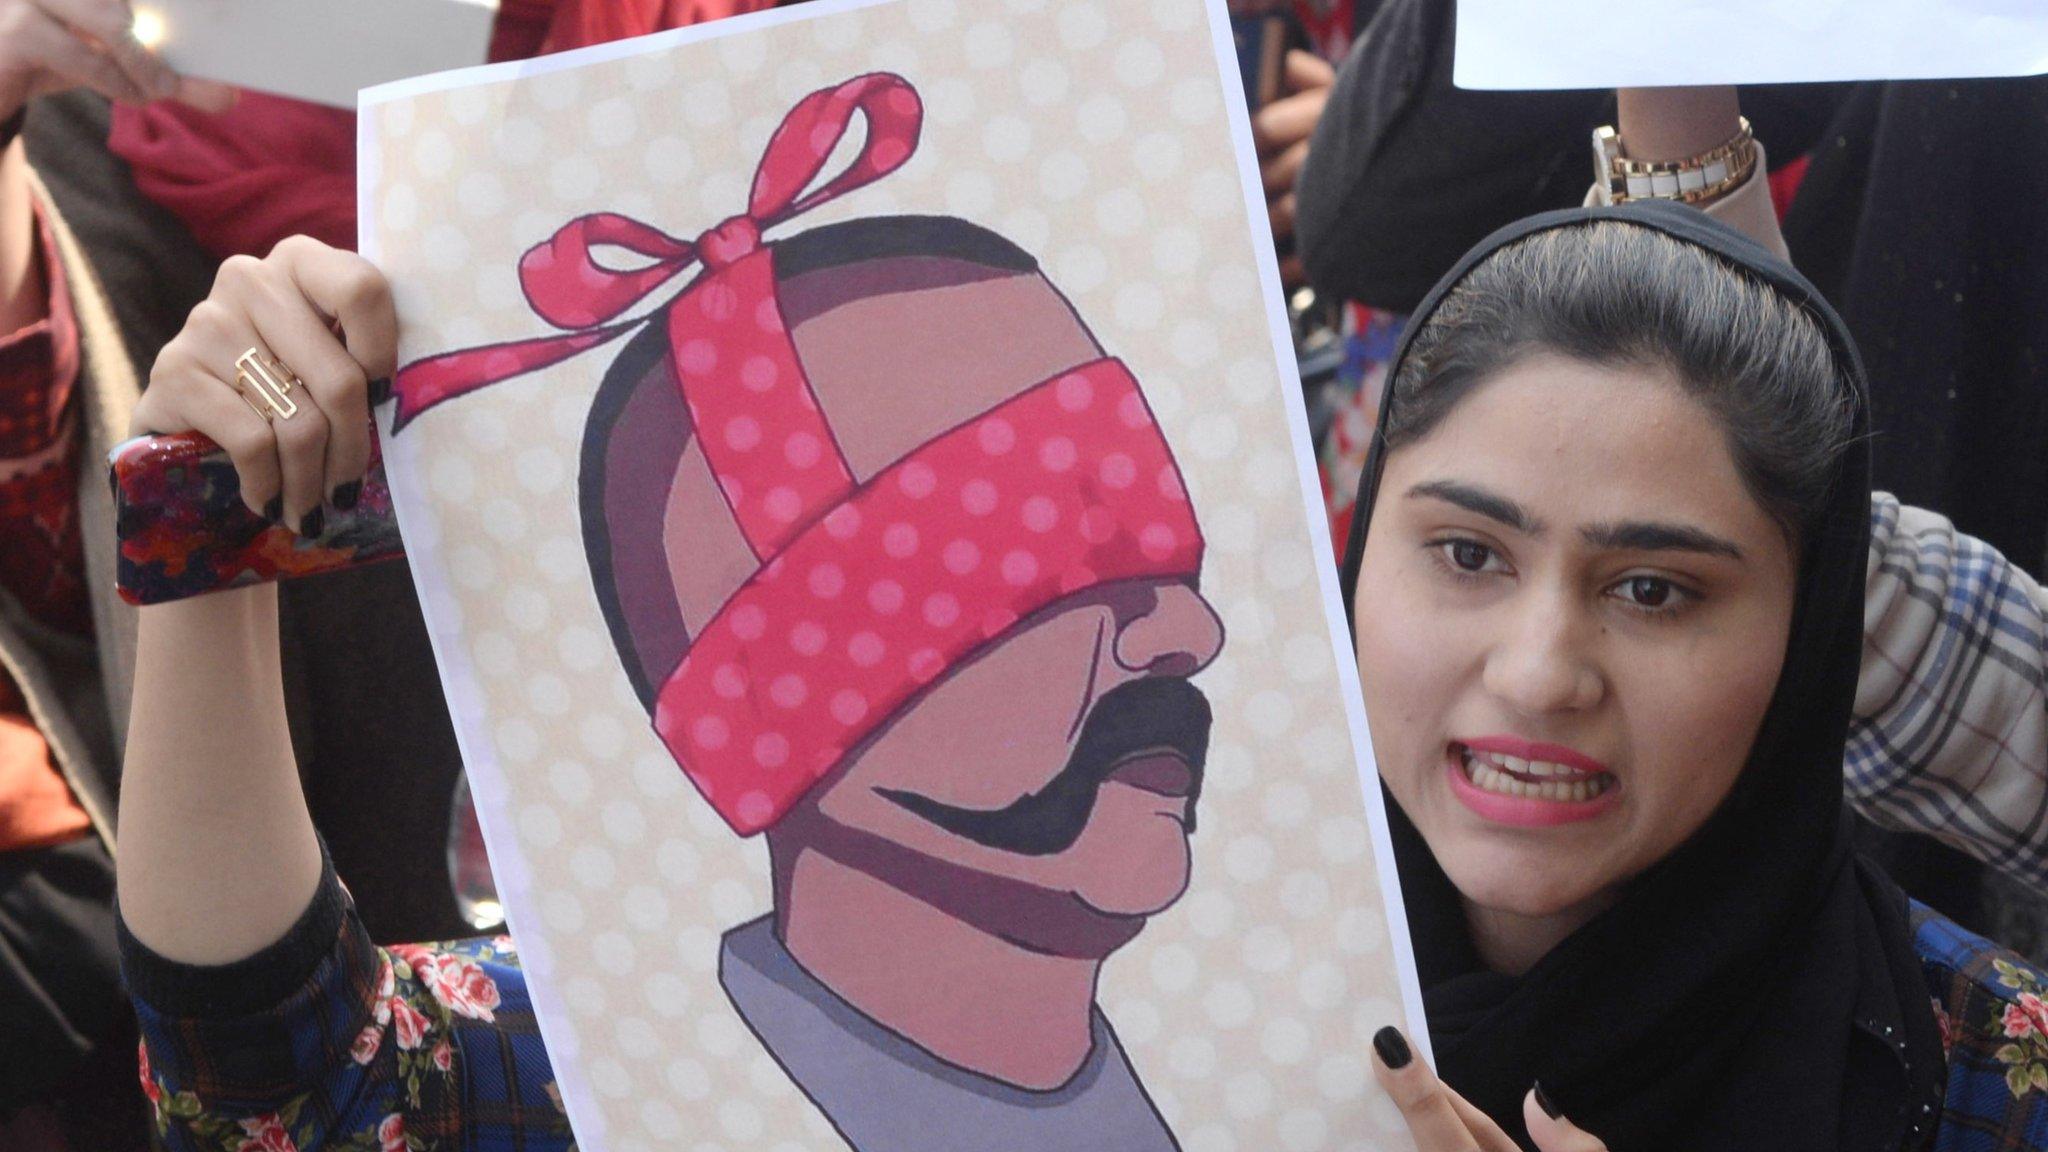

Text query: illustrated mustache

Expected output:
[878,677,1212,857]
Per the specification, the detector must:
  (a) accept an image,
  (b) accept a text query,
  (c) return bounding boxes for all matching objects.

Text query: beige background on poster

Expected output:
[365,1,1413,1148]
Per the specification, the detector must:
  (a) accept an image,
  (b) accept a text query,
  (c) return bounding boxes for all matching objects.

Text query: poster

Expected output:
[1454,0,2048,90]
[360,1,1422,1148]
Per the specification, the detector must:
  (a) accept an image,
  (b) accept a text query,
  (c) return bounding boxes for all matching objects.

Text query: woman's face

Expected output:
[1354,353,1797,936]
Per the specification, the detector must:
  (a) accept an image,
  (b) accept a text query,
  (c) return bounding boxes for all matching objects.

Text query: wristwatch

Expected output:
[1593,117,1757,205]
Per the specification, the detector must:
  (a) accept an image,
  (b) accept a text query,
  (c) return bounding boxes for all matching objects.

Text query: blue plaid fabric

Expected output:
[1917,904,2048,1150]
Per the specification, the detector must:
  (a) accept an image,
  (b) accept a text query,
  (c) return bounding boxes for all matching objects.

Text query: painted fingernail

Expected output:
[299,507,326,539]
[264,495,284,523]
[1372,1026,1411,1070]
[367,377,393,406]
[331,480,362,512]
[1534,1080,1562,1120]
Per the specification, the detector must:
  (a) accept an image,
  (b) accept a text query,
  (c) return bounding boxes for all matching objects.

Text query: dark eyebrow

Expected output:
[1405,480,1543,535]
[1582,521,1745,561]
[1408,479,1745,561]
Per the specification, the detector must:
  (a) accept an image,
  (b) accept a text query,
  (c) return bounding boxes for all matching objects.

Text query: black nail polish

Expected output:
[1372,1026,1411,1070]
[264,495,284,523]
[332,480,363,512]
[367,377,393,406]
[1534,1080,1562,1120]
[299,507,326,539]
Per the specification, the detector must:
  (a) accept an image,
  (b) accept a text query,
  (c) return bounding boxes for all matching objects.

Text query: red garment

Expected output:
[0,195,93,851]
[1768,154,1811,221]
[0,198,87,634]
[0,674,91,851]
[107,0,778,260]
[1293,0,1356,64]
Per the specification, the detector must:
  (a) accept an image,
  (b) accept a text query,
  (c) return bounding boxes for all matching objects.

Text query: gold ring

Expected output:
[234,348,300,422]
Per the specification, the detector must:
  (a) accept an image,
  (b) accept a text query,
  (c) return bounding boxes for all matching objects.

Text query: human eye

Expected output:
[1427,536,1511,581]
[1605,574,1699,619]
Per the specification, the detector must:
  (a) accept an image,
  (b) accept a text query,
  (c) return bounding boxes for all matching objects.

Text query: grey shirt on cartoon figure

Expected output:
[719,915,1181,1152]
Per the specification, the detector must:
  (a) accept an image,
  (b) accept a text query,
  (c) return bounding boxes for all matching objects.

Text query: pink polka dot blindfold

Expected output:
[390,73,1206,836]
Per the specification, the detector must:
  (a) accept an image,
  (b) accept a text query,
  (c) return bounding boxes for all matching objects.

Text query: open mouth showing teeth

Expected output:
[1455,744,1615,803]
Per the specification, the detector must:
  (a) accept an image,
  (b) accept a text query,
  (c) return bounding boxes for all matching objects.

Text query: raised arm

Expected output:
[1294,0,1846,314]
[1601,85,1789,260]
[116,238,392,964]
[1850,494,2048,894]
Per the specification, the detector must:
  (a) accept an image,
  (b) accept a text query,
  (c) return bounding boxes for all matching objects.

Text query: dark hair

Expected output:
[1383,221,1852,545]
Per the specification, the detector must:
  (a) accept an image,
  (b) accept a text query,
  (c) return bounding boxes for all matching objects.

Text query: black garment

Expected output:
[1337,202,1945,1149]
[23,91,473,945]
[1783,78,2048,569]
[0,837,119,1114]
[1294,0,1848,314]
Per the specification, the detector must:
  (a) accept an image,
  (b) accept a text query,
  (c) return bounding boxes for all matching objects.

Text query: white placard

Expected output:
[139,0,498,108]
[360,1,1427,1148]
[1454,0,2048,90]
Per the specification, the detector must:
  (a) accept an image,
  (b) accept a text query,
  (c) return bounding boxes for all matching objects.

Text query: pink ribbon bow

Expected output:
[389,72,924,432]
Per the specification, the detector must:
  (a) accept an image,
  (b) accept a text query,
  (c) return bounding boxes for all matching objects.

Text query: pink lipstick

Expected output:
[1445,738,1619,828]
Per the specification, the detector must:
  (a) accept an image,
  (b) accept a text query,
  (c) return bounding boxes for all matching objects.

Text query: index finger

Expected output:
[1370,1027,1492,1152]
[270,237,399,381]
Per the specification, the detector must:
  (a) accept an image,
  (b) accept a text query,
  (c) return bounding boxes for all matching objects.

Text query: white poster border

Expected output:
[358,2,1432,1143]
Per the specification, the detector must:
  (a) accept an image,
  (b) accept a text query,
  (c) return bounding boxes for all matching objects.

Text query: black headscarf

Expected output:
[1338,201,1946,1150]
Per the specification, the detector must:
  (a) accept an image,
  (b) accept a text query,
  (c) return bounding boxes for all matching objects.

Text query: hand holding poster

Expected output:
[1454,0,2048,89]
[360,2,1423,1147]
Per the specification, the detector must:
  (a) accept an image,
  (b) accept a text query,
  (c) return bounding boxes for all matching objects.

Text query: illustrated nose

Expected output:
[1481,596,1603,716]
[1112,582,1226,678]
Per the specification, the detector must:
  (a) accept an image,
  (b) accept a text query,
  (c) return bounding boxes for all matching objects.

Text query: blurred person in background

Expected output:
[0,1,780,1146]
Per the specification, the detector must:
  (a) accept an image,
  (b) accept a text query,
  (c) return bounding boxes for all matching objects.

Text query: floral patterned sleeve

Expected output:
[120,849,574,1152]
[0,185,90,634]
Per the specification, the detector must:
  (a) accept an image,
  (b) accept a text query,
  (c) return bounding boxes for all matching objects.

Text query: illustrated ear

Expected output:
[580,319,696,709]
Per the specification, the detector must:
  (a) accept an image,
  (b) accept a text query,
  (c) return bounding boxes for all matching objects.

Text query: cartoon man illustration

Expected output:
[395,74,1220,1151]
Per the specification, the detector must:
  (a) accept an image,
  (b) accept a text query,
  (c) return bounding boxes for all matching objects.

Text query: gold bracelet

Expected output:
[1593,116,1757,205]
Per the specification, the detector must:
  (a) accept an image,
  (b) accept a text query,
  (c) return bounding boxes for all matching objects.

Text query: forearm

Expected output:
[1602,85,1788,260]
[1850,495,2048,893]
[0,137,44,335]
[116,584,325,964]
[1614,86,1741,165]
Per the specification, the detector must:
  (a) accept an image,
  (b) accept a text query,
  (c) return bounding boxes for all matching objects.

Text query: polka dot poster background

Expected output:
[361,1,1419,1148]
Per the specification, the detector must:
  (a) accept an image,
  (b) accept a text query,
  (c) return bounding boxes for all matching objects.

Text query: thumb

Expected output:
[1524,1084,1608,1152]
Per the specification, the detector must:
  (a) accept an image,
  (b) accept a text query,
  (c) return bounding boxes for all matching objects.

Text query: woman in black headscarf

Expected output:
[1342,198,2048,1151]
